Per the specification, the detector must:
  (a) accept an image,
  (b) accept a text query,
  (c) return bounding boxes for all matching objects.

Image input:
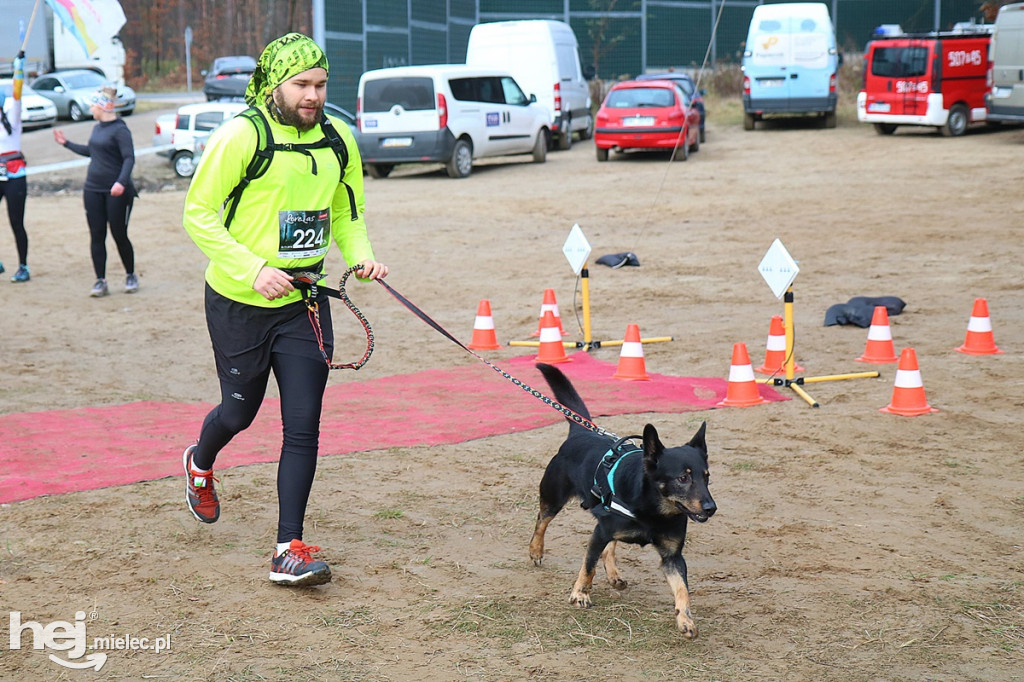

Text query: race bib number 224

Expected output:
[278,208,330,259]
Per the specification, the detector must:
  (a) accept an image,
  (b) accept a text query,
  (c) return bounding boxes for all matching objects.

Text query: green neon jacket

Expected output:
[183,106,374,307]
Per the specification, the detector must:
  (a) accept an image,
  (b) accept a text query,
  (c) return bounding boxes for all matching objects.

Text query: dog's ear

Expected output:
[643,424,664,468]
[688,421,708,460]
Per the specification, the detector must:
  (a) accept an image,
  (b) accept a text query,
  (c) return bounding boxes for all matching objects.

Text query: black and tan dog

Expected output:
[529,363,716,638]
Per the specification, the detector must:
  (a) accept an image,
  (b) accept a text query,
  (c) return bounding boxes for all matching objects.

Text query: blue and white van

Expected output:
[741,2,840,130]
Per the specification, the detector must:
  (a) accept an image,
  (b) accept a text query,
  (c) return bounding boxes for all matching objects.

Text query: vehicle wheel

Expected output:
[942,104,969,137]
[172,151,196,178]
[671,139,689,162]
[874,123,898,136]
[365,164,394,179]
[580,115,594,140]
[557,119,572,150]
[824,111,837,128]
[446,139,472,178]
[743,113,755,131]
[532,130,548,163]
[595,146,609,162]
[69,102,85,122]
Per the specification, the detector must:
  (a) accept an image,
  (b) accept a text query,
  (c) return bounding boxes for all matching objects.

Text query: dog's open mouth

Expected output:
[676,502,710,523]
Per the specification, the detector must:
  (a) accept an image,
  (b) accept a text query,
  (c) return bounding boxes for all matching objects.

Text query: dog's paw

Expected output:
[532,555,543,567]
[570,590,593,609]
[608,576,628,591]
[675,608,698,639]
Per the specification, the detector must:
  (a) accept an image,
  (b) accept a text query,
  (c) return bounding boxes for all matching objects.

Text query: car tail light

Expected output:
[743,76,751,96]
[437,92,448,129]
[829,73,837,93]
[553,82,562,113]
[356,96,362,130]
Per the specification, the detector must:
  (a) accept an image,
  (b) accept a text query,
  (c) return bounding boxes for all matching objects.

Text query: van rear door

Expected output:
[360,75,440,150]
[746,15,793,102]
[863,40,932,117]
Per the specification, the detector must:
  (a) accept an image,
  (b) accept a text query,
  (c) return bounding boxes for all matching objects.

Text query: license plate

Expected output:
[993,87,1012,99]
[868,102,891,112]
[758,79,784,88]
[623,116,655,127]
[381,137,412,148]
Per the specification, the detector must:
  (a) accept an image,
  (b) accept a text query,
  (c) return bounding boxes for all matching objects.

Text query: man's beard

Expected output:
[272,91,322,132]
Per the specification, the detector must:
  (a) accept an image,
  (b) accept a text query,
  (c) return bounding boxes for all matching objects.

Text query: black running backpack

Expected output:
[222,107,358,229]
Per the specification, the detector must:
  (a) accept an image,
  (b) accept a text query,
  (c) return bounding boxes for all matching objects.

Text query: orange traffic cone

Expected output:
[612,324,650,381]
[535,310,571,364]
[467,299,501,350]
[956,298,1003,355]
[717,343,768,407]
[530,288,567,337]
[856,306,899,363]
[756,315,803,374]
[880,347,938,416]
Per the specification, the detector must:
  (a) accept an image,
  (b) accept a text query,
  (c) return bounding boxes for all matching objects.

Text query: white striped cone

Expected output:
[880,347,938,416]
[467,299,501,350]
[756,315,803,374]
[717,342,768,407]
[613,324,649,380]
[856,306,898,363]
[535,310,570,363]
[956,298,1002,355]
[530,288,567,337]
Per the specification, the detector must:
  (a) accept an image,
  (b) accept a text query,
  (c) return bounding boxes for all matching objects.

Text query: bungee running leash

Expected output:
[292,266,618,439]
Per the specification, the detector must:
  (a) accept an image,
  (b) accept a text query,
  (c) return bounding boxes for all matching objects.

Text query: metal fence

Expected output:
[315,0,987,110]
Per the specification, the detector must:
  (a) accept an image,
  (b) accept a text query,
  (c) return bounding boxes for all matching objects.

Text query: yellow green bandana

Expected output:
[244,33,328,108]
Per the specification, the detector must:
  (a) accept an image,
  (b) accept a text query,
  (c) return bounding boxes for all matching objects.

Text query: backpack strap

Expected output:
[222,108,358,229]
[223,108,274,230]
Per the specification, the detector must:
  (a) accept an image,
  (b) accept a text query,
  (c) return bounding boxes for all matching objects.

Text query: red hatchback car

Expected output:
[594,80,700,162]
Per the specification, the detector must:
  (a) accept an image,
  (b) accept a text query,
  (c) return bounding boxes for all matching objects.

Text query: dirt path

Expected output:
[1,117,1022,681]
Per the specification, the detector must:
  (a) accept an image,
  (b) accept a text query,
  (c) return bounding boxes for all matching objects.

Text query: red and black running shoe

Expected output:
[270,539,332,587]
[183,444,220,524]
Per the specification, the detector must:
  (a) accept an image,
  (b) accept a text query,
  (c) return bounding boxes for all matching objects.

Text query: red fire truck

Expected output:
[856,29,992,136]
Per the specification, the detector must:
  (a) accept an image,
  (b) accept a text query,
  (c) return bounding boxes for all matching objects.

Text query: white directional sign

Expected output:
[562,223,592,275]
[758,239,799,299]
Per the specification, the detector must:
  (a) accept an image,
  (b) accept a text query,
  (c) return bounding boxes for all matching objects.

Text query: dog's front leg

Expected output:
[570,528,608,608]
[601,541,628,590]
[661,553,697,638]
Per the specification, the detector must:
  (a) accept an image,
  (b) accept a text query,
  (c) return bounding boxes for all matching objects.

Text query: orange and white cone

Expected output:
[530,288,567,337]
[612,324,650,381]
[956,298,1003,355]
[856,306,899,364]
[880,347,938,416]
[717,342,768,407]
[535,310,571,364]
[756,315,803,374]
[467,299,501,350]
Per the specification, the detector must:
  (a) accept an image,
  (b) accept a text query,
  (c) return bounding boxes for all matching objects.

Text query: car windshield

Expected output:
[65,72,105,89]
[607,87,675,108]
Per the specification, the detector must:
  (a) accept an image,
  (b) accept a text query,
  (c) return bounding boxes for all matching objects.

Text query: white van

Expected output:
[986,2,1024,123]
[357,64,551,179]
[741,2,840,129]
[466,20,593,150]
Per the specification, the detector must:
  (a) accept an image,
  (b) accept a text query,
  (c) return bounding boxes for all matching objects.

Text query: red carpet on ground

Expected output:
[0,353,786,503]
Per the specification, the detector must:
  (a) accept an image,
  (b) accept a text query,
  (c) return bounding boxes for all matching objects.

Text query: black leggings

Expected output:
[1,176,27,264]
[83,190,134,279]
[193,352,329,544]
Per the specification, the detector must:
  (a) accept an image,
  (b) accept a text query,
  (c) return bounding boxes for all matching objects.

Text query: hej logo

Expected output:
[9,610,107,670]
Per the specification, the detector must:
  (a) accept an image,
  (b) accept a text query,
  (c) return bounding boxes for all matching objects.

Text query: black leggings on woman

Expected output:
[193,352,329,544]
[83,189,134,279]
[1,176,28,264]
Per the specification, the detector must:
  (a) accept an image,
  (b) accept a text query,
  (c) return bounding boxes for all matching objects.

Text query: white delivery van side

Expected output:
[741,2,840,130]
[466,20,593,150]
[986,2,1024,123]
[357,64,551,179]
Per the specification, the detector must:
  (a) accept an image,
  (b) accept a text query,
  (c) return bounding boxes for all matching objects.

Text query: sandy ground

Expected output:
[1,115,1023,681]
